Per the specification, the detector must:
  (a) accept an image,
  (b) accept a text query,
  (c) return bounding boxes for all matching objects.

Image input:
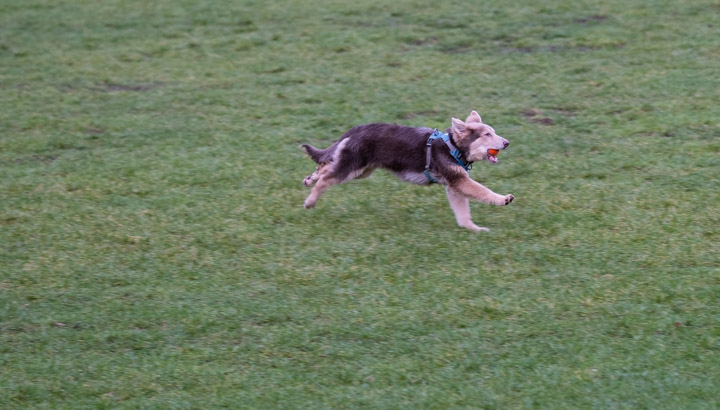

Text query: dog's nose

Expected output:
[503,140,509,148]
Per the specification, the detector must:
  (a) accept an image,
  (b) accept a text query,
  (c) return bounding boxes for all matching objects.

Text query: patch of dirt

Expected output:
[12,154,58,165]
[509,45,582,53]
[261,66,286,74]
[85,126,105,135]
[57,82,83,93]
[440,44,471,54]
[531,117,555,125]
[574,15,608,24]
[1,217,19,225]
[522,108,544,118]
[522,108,555,125]
[407,36,438,46]
[60,82,165,93]
[99,82,162,92]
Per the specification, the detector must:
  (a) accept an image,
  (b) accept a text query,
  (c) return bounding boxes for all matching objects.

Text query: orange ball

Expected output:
[488,149,499,156]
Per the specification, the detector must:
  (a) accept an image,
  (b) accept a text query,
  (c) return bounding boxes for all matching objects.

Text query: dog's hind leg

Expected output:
[303,171,319,187]
[304,138,368,209]
[303,163,329,187]
[304,171,338,209]
[304,163,373,208]
[304,153,345,209]
[446,186,488,232]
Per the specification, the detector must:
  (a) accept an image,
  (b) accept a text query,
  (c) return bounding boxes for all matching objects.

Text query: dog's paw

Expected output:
[304,198,316,209]
[461,222,490,232]
[303,172,319,187]
[504,194,514,205]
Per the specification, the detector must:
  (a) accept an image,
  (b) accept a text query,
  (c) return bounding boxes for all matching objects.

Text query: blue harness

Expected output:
[424,129,472,183]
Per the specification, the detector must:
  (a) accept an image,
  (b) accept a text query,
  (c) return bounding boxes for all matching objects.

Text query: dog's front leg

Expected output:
[446,186,488,232]
[452,176,514,206]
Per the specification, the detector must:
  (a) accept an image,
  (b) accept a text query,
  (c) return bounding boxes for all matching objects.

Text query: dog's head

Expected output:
[451,111,509,164]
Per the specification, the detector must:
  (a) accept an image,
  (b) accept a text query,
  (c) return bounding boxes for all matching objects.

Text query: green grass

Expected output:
[2,0,720,407]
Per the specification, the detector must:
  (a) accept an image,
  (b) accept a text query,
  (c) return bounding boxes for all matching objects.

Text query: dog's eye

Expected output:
[484,133,491,137]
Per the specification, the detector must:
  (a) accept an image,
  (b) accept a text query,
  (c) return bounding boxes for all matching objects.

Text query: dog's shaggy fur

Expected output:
[301,111,514,232]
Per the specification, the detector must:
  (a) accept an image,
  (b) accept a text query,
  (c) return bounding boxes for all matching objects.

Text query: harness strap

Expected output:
[424,129,472,183]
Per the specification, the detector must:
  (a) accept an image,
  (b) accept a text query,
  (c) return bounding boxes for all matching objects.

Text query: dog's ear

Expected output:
[451,117,468,136]
[466,111,482,124]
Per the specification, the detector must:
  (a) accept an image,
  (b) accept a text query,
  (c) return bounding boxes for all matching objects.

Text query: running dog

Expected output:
[300,111,514,232]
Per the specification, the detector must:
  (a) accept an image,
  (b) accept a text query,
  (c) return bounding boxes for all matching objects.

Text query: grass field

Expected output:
[1,0,719,407]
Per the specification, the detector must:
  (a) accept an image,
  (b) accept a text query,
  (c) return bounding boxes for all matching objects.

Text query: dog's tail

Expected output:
[301,144,332,164]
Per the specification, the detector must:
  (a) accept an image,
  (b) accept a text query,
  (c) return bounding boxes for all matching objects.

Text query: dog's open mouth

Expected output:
[487,149,499,164]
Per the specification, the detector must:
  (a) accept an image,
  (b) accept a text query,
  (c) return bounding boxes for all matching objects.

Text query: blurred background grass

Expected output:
[1,0,719,407]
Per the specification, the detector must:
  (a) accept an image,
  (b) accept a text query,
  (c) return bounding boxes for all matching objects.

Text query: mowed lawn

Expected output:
[1,0,719,407]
